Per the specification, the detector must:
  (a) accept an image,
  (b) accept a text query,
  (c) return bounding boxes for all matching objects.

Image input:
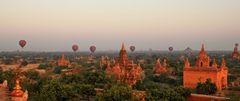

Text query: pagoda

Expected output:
[105,43,144,87]
[10,78,28,101]
[183,44,228,90]
[153,58,168,75]
[232,43,240,60]
[58,54,70,66]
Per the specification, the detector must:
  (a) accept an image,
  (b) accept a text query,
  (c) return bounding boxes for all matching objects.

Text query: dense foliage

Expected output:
[196,79,217,95]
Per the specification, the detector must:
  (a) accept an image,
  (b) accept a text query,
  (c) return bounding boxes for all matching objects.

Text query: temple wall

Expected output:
[184,70,218,89]
[187,94,229,101]
[184,69,228,90]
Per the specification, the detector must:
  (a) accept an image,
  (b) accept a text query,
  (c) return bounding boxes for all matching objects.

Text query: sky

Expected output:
[0,0,239,51]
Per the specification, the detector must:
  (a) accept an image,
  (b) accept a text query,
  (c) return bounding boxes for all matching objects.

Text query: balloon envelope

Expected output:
[90,46,96,53]
[235,43,239,47]
[168,47,173,52]
[19,40,27,48]
[184,47,193,55]
[130,46,135,52]
[72,44,79,52]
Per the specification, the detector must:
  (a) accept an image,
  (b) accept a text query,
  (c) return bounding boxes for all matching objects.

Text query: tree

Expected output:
[53,66,62,74]
[59,74,83,84]
[134,80,191,101]
[97,84,132,101]
[150,74,179,86]
[21,60,28,67]
[0,70,16,90]
[38,80,71,101]
[23,70,40,81]
[38,64,48,69]
[74,84,95,100]
[196,78,217,95]
[83,72,99,85]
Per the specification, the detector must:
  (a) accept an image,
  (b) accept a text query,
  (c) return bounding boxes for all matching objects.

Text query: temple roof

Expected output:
[185,44,228,70]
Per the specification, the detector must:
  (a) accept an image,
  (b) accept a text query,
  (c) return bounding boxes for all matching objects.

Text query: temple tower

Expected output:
[58,54,70,66]
[153,58,168,75]
[195,44,210,67]
[105,43,144,87]
[119,43,129,66]
[232,43,240,59]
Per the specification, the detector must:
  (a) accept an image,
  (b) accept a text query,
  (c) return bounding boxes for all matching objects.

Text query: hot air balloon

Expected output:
[19,40,27,48]
[72,44,79,52]
[130,46,135,52]
[168,47,173,52]
[184,47,193,56]
[90,46,96,53]
[235,43,239,47]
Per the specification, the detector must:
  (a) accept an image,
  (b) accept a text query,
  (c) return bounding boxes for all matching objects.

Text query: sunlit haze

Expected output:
[0,0,239,51]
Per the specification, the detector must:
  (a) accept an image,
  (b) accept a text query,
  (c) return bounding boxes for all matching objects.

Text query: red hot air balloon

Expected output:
[130,46,135,52]
[169,47,173,52]
[90,46,96,53]
[19,40,27,48]
[72,44,79,52]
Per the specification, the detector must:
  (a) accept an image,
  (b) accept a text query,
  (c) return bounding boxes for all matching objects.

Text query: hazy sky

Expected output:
[0,0,239,51]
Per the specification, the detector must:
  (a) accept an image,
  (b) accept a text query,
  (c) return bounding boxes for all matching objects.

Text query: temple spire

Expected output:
[107,61,111,68]
[184,58,190,68]
[221,56,226,67]
[119,43,128,66]
[163,58,167,67]
[106,61,112,74]
[61,54,65,60]
[156,58,161,67]
[121,42,125,50]
[232,43,240,59]
[201,44,205,52]
[212,58,218,68]
[199,44,207,56]
[234,43,239,53]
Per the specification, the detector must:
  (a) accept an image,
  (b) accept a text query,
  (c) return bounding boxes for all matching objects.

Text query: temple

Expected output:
[58,54,70,66]
[10,78,28,101]
[153,58,168,75]
[183,44,228,90]
[105,43,144,87]
[232,43,240,60]
[0,79,28,101]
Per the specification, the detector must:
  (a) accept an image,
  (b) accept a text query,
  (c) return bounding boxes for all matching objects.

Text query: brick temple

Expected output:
[183,44,228,90]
